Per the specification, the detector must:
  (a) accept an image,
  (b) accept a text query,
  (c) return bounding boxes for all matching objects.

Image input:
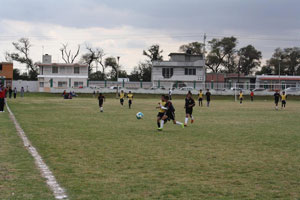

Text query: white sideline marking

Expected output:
[6,104,68,200]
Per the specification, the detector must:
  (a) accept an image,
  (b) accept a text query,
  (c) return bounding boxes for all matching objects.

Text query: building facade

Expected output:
[0,62,13,87]
[37,54,88,92]
[152,53,205,89]
[256,75,300,89]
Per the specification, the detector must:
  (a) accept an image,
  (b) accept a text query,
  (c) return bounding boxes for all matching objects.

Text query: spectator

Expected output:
[21,87,25,98]
[13,87,17,99]
[8,87,12,98]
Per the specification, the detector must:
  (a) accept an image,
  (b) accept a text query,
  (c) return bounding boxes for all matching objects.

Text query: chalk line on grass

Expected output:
[6,104,68,200]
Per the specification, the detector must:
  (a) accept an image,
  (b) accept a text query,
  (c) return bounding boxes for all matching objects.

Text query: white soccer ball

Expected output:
[136,112,144,119]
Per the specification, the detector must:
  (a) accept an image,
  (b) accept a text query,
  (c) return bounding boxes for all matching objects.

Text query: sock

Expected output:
[157,122,160,128]
[185,117,188,124]
[100,107,103,111]
[176,121,183,125]
[160,120,164,128]
[191,115,194,120]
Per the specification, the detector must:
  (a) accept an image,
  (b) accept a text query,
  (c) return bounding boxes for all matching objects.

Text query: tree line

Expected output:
[4,37,300,81]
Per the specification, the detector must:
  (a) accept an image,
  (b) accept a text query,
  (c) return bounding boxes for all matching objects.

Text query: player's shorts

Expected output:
[275,100,279,105]
[128,100,132,104]
[240,98,243,100]
[99,101,103,107]
[282,100,286,105]
[186,108,193,115]
[198,98,203,101]
[157,112,164,118]
[120,98,124,103]
[166,112,175,121]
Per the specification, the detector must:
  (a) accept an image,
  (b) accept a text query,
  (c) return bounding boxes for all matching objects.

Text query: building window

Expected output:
[74,81,83,88]
[0,64,2,71]
[60,66,65,73]
[58,81,67,88]
[185,68,196,75]
[52,66,58,74]
[39,82,44,88]
[74,67,80,74]
[162,68,173,78]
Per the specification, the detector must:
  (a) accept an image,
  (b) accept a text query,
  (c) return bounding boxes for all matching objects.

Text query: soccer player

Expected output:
[205,89,211,107]
[127,91,133,109]
[250,90,254,102]
[274,90,280,110]
[198,89,203,106]
[0,85,7,112]
[158,96,184,131]
[156,95,166,128]
[281,91,287,109]
[184,92,195,126]
[98,93,105,112]
[239,90,243,104]
[119,90,125,106]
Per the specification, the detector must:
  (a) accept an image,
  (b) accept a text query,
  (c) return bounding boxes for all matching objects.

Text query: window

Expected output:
[0,64,2,71]
[60,67,65,73]
[58,81,67,88]
[74,67,80,74]
[74,81,83,88]
[52,66,58,74]
[185,68,196,75]
[39,82,44,88]
[162,68,173,78]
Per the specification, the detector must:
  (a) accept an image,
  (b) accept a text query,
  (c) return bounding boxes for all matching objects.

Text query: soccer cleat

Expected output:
[182,124,185,128]
[157,128,163,131]
[191,119,194,124]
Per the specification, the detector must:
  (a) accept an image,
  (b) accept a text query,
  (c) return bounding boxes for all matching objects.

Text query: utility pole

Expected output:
[203,33,207,86]
[116,56,120,98]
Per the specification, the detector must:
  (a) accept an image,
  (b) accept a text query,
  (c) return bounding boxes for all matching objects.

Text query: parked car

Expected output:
[253,88,266,92]
[109,86,123,90]
[179,87,194,91]
[172,83,187,88]
[150,86,165,90]
[230,87,243,91]
[284,87,300,92]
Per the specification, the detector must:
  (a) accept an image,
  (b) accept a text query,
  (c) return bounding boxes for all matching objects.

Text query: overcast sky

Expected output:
[0,0,299,72]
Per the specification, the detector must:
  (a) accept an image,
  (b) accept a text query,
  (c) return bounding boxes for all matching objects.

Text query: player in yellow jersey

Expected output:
[156,95,166,128]
[281,91,287,109]
[127,91,133,109]
[239,90,243,104]
[119,90,125,106]
[198,89,203,106]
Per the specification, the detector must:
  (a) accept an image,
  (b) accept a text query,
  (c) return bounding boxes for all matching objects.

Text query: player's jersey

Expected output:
[198,92,203,99]
[185,98,195,109]
[274,92,280,102]
[165,101,175,114]
[239,93,243,99]
[120,92,125,99]
[206,92,211,101]
[127,94,133,100]
[98,95,105,102]
[281,94,286,101]
[159,101,166,113]
[250,92,254,97]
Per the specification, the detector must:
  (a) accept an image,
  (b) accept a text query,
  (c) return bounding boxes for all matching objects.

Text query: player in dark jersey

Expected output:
[206,89,211,107]
[184,92,195,126]
[274,90,280,110]
[156,95,166,128]
[98,93,105,112]
[158,96,184,131]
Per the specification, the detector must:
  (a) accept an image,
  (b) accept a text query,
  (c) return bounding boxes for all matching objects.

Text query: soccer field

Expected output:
[1,94,300,199]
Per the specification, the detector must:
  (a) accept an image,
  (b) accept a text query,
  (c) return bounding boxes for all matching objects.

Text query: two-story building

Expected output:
[0,62,13,87]
[152,52,205,89]
[37,54,88,92]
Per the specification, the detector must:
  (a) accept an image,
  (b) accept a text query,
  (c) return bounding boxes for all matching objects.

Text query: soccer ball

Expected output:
[136,112,144,119]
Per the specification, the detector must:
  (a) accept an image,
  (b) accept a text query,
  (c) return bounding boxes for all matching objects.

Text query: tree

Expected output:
[80,46,105,76]
[238,45,262,75]
[205,37,238,73]
[60,43,80,63]
[143,44,163,61]
[89,71,106,81]
[104,57,119,80]
[179,41,204,55]
[256,65,273,75]
[129,61,152,81]
[13,69,21,80]
[5,38,38,77]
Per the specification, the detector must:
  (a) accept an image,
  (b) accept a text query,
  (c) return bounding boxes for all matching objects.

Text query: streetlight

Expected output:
[116,56,120,99]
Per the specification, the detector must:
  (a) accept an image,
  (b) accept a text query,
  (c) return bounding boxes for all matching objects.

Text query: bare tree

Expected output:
[60,43,81,63]
[80,45,105,76]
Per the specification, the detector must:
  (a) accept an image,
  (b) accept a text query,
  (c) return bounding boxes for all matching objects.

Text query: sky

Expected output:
[0,0,299,73]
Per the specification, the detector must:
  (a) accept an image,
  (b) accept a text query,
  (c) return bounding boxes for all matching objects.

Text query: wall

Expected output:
[13,80,38,92]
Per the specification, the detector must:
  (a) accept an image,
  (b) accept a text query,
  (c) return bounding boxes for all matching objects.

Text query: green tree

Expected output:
[104,57,120,80]
[179,42,204,55]
[143,44,163,61]
[129,61,152,81]
[238,45,262,75]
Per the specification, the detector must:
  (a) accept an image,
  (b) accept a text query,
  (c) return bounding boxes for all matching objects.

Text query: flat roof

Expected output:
[37,63,88,67]
[168,53,203,57]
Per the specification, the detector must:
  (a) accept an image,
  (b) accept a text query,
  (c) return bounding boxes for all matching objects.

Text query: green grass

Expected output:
[0,107,53,199]
[3,95,300,199]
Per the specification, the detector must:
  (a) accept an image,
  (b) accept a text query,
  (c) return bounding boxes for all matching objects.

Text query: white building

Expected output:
[37,54,88,92]
[152,53,205,89]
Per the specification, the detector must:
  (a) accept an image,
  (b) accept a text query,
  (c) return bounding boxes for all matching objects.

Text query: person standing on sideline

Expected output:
[13,87,17,99]
[20,87,25,98]
[250,90,254,101]
[274,90,280,110]
[239,90,243,104]
[0,85,7,112]
[205,89,211,107]
[98,93,105,112]
[168,88,173,100]
[8,87,12,98]
[198,89,203,106]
